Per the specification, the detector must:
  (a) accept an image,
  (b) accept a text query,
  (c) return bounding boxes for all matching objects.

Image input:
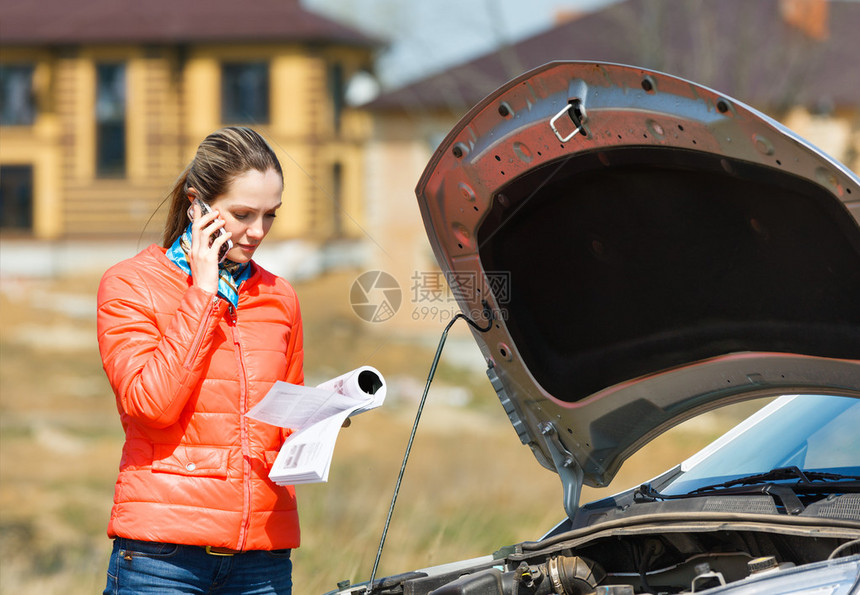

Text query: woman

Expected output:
[97,127,302,594]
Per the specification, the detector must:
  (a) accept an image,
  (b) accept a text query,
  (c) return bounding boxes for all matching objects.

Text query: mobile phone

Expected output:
[187,198,233,263]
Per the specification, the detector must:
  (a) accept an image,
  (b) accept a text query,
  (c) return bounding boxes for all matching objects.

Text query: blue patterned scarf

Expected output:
[166,223,252,308]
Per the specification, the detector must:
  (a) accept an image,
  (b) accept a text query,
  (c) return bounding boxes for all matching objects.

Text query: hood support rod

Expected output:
[365,306,494,594]
[539,421,584,519]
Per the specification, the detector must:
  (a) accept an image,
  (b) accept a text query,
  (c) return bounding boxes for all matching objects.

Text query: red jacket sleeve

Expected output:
[284,289,304,387]
[97,267,228,429]
[279,283,304,441]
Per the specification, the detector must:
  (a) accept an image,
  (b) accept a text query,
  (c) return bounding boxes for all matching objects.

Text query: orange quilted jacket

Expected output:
[96,245,304,550]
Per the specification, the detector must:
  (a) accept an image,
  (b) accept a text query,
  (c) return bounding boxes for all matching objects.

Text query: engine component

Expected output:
[691,562,726,592]
[428,556,604,595]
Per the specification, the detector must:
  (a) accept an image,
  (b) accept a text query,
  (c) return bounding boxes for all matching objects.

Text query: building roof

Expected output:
[0,0,379,47]
[369,0,859,111]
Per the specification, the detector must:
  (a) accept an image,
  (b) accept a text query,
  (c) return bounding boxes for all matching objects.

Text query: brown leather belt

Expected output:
[205,545,244,556]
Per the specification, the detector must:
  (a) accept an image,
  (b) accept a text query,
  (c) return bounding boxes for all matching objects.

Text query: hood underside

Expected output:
[414,61,860,512]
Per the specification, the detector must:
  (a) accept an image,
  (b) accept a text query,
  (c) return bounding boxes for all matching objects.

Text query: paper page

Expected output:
[246,366,386,429]
[246,383,367,429]
[269,410,352,484]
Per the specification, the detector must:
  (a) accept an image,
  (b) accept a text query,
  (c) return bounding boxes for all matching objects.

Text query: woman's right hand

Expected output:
[187,202,232,295]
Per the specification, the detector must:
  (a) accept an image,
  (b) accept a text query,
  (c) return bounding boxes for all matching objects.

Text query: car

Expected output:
[327,61,860,595]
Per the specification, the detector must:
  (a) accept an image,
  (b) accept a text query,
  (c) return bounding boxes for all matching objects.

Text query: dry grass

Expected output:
[0,269,751,594]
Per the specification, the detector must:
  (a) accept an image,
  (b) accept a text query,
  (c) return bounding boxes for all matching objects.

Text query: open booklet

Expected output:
[246,366,386,485]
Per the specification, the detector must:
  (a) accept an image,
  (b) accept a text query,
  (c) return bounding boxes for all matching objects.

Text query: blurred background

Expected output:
[1,0,858,592]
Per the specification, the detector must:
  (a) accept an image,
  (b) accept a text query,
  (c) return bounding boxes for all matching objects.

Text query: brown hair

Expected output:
[162,127,283,248]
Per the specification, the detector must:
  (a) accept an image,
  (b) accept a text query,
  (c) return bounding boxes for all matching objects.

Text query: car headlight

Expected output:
[711,555,860,595]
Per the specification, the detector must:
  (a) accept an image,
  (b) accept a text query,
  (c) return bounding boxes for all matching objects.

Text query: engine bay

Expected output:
[338,515,860,595]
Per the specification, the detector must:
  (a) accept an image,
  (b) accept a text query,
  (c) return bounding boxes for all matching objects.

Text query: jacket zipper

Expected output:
[183,295,220,370]
[229,304,253,550]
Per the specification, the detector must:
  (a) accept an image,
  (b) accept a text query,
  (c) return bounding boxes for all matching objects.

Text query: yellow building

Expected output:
[0,0,379,242]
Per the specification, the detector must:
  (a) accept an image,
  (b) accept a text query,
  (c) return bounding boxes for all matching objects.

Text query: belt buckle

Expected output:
[205,545,238,556]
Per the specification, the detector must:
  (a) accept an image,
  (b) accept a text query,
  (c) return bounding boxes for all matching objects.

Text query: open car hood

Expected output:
[414,61,860,517]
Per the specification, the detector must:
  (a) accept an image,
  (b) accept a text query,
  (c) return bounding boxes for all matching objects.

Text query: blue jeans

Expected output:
[103,538,293,594]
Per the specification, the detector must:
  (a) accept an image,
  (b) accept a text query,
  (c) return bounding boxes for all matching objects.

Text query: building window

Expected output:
[328,62,345,133]
[96,63,127,177]
[0,64,36,126]
[331,162,343,237]
[0,165,34,230]
[221,62,269,124]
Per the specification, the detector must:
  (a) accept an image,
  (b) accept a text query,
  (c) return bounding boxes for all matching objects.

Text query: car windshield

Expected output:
[661,394,860,495]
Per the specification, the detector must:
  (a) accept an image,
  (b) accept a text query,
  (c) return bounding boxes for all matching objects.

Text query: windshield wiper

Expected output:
[687,466,860,494]
[635,466,860,514]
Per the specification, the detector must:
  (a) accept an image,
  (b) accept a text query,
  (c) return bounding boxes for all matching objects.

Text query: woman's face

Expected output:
[208,168,283,263]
